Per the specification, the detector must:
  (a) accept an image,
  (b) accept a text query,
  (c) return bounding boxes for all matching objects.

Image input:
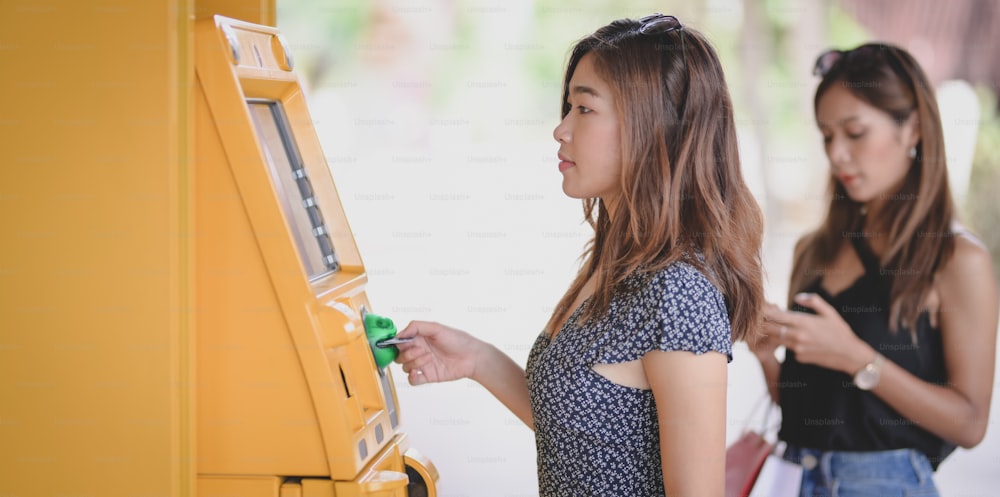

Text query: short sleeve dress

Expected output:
[525,261,732,497]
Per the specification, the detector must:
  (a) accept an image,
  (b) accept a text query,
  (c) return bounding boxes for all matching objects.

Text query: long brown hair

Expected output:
[544,18,764,342]
[790,43,956,331]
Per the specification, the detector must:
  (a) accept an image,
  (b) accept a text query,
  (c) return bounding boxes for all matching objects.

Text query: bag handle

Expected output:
[741,393,782,445]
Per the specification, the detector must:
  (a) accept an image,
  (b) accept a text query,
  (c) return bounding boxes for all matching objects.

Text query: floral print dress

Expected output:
[525,261,732,496]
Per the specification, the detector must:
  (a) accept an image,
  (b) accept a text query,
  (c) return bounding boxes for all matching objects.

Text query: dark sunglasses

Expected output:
[813,44,908,80]
[638,13,686,66]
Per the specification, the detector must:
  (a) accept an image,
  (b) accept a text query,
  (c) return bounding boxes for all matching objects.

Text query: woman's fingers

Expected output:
[397,320,440,339]
[793,292,837,318]
[396,344,429,363]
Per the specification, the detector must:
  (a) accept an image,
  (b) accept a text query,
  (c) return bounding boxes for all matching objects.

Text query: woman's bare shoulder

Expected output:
[936,230,996,300]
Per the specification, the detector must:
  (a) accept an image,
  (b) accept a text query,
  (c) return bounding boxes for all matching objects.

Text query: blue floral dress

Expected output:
[525,261,732,496]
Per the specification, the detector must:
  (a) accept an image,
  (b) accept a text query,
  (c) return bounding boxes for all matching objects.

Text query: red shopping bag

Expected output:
[724,430,773,497]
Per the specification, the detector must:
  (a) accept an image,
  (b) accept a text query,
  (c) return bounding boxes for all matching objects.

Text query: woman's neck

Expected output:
[601,194,621,221]
[860,209,890,257]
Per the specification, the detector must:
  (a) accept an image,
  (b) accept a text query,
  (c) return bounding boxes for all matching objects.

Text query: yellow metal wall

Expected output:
[0,1,269,495]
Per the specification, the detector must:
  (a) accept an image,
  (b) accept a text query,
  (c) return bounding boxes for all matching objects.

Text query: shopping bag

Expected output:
[724,430,772,497]
[748,452,803,497]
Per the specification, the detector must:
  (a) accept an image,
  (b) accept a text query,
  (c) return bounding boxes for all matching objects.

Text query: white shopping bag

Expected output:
[748,453,803,497]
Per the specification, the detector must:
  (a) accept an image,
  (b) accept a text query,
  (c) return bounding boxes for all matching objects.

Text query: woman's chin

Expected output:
[841,188,873,204]
[561,181,586,199]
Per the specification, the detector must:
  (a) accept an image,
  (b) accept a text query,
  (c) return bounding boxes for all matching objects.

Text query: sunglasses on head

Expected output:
[813,44,909,80]
[638,13,686,66]
[638,13,683,35]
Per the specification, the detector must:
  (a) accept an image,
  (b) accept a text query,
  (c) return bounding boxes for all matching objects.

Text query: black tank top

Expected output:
[778,237,955,469]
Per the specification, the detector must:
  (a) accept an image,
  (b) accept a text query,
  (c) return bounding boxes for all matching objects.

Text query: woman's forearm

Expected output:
[469,341,535,430]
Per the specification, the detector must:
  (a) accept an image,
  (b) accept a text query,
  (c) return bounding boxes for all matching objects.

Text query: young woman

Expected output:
[752,43,999,497]
[394,14,764,497]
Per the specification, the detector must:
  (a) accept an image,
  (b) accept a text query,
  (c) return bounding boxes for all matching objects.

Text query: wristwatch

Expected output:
[853,353,886,390]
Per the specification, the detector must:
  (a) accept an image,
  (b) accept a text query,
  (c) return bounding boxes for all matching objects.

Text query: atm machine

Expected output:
[193,15,437,497]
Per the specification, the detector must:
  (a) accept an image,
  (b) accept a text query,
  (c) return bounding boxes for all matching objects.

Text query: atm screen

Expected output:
[247,100,339,280]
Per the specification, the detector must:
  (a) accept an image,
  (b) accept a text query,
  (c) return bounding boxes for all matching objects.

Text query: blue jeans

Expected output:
[782,445,940,497]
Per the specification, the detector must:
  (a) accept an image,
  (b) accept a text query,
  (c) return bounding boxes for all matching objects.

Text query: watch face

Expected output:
[854,368,878,390]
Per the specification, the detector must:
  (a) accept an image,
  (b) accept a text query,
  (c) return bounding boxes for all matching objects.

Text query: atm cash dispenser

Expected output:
[194,16,437,497]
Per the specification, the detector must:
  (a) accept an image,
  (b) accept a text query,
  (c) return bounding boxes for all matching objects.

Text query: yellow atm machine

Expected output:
[194,15,437,497]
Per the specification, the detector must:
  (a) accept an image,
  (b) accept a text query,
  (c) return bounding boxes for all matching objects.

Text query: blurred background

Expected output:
[275,0,1000,495]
